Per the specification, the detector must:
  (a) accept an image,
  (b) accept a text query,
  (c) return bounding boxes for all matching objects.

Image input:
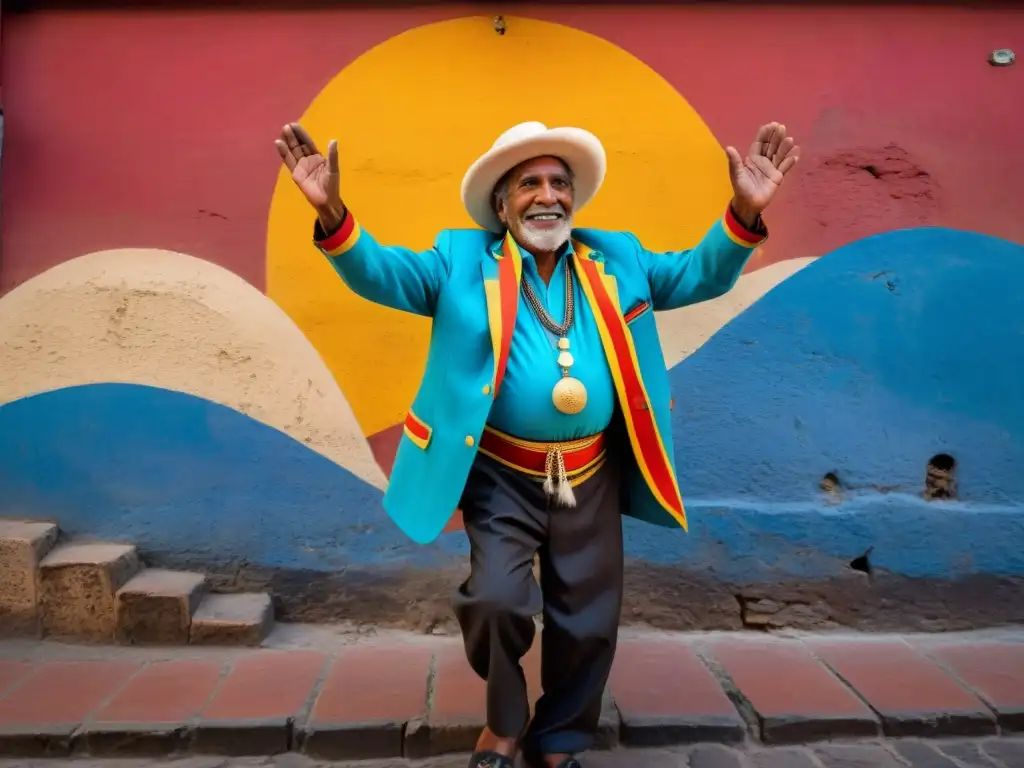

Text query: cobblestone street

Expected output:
[4,737,1024,767]
[3,628,1023,767]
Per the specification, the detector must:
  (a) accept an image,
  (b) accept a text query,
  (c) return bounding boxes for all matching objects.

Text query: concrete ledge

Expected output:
[759,714,881,745]
[78,722,190,756]
[619,715,747,748]
[192,717,292,755]
[300,720,405,760]
[0,724,75,757]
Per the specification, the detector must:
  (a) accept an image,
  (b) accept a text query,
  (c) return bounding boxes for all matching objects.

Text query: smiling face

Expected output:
[494,156,575,254]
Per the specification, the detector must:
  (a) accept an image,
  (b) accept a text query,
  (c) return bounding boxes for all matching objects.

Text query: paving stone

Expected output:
[82,659,224,755]
[927,642,1024,731]
[688,743,746,768]
[748,747,819,768]
[268,754,322,768]
[934,738,1002,766]
[809,640,996,737]
[0,659,139,724]
[190,593,274,647]
[814,743,906,767]
[609,640,745,746]
[0,660,33,695]
[0,659,139,756]
[423,642,485,755]
[115,569,207,645]
[890,740,959,767]
[582,747,685,767]
[6,760,161,768]
[163,759,234,768]
[707,638,878,744]
[196,651,326,755]
[300,643,432,760]
[980,737,1024,766]
[97,659,224,724]
[0,519,59,636]
[38,542,140,641]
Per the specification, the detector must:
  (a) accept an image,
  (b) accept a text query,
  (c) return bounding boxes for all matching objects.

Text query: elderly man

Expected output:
[275,120,799,768]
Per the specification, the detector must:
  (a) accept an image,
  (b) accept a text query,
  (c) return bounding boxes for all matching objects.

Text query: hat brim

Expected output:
[460,127,607,234]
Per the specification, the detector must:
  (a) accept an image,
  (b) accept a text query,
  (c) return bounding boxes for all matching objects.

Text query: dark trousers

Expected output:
[451,453,624,756]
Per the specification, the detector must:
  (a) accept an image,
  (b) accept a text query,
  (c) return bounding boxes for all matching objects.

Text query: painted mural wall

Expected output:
[1,4,1023,627]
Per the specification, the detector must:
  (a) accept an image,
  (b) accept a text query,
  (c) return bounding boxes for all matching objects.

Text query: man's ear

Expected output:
[494,195,508,226]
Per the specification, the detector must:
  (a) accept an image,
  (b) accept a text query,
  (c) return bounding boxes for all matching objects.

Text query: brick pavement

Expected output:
[0,629,1021,763]
[3,738,1024,767]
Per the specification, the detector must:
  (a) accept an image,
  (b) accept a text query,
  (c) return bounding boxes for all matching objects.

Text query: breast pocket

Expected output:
[623,299,651,326]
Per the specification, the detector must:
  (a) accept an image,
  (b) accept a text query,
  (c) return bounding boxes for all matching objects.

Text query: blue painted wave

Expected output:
[2,228,1021,581]
[669,227,1024,507]
[0,383,465,570]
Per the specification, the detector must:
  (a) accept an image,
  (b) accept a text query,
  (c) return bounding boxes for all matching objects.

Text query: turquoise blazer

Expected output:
[315,207,765,544]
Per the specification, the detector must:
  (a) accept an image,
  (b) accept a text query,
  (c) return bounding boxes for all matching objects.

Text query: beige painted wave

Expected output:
[0,248,386,490]
[657,257,816,368]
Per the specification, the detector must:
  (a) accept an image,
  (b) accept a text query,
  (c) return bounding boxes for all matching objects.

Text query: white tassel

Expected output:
[547,447,577,508]
[543,447,557,497]
[556,477,577,507]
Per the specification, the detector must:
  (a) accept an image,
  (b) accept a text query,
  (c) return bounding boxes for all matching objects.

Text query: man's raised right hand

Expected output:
[274,123,346,232]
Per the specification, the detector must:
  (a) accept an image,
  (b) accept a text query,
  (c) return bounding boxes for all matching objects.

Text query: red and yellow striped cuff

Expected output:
[315,211,362,257]
[403,409,432,450]
[722,205,768,248]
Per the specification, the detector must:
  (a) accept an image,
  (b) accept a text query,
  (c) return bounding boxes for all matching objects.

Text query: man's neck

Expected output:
[531,250,559,285]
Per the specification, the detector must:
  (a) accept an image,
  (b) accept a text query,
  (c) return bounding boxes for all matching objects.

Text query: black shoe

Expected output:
[468,751,516,768]
[523,751,582,768]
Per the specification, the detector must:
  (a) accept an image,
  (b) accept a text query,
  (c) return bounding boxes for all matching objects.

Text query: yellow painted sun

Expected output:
[266,15,731,439]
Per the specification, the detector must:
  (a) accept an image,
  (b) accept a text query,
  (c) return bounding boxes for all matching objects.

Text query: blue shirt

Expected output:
[486,240,616,441]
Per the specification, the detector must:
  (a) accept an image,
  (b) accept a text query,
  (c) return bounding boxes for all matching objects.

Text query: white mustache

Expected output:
[523,204,566,219]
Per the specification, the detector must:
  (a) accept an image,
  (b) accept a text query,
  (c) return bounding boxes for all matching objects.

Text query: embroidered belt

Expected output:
[479,426,607,507]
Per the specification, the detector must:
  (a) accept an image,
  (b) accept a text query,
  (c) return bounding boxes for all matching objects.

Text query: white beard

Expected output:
[518,215,573,253]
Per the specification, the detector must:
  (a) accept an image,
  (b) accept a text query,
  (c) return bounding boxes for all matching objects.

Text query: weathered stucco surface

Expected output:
[1,5,1022,631]
[0,249,384,490]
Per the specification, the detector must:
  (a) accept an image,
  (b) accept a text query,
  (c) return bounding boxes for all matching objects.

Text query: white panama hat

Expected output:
[460,121,607,234]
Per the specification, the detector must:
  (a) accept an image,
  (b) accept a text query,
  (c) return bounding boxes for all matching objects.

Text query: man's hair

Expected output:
[493,157,575,210]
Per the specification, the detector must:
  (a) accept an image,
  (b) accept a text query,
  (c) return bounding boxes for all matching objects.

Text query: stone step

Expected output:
[0,518,60,636]
[115,567,207,645]
[38,541,141,641]
[190,591,274,647]
[1,517,275,648]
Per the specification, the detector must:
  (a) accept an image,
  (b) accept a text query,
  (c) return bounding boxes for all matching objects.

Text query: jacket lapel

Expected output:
[482,233,522,395]
[571,237,688,530]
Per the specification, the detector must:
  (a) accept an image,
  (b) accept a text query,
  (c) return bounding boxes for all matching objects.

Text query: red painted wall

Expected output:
[2,4,1022,293]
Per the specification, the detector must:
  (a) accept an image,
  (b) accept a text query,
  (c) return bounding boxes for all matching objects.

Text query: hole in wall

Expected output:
[820,471,842,496]
[849,546,873,576]
[924,453,957,500]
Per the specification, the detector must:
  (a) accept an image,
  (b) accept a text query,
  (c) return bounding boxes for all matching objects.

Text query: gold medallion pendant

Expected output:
[552,374,588,415]
[552,338,588,414]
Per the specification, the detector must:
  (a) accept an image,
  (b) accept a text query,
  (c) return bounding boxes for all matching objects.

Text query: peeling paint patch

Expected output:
[798,144,940,242]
